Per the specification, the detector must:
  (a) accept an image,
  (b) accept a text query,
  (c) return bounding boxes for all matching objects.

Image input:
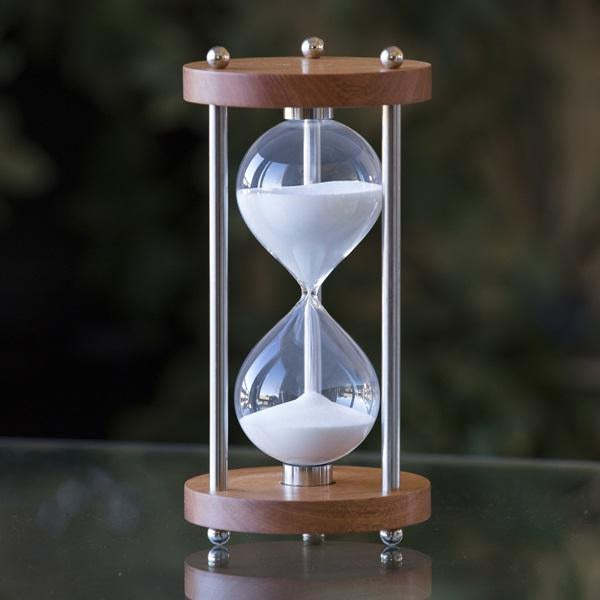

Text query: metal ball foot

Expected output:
[207,546,230,568]
[302,533,325,545]
[379,528,403,546]
[207,528,231,546]
[380,546,403,567]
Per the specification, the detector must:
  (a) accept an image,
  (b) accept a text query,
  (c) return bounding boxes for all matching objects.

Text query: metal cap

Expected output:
[282,464,334,486]
[283,107,334,120]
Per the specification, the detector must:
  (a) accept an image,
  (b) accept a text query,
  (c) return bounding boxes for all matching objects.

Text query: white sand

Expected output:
[237,180,382,289]
[239,390,375,465]
[238,180,380,464]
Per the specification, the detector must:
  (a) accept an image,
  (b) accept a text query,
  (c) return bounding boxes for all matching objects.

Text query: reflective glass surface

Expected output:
[1,440,599,599]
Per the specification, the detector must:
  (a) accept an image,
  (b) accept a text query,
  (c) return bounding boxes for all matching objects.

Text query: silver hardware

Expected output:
[380,528,403,546]
[207,528,231,546]
[380,46,404,69]
[301,36,324,59]
[206,46,230,69]
[283,107,334,120]
[281,464,334,486]
[381,105,402,494]
[209,104,228,492]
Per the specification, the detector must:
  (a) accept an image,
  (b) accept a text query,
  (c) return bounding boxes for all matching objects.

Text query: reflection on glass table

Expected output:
[1,440,599,599]
[186,542,430,600]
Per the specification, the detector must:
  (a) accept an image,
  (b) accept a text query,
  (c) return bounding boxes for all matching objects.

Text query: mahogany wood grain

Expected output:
[183,57,431,108]
[184,466,431,534]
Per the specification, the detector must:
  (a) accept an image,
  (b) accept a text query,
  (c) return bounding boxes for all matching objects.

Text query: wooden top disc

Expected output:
[183,57,431,108]
[184,466,431,534]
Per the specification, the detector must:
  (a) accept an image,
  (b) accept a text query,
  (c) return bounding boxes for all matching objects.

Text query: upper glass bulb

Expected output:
[237,118,382,291]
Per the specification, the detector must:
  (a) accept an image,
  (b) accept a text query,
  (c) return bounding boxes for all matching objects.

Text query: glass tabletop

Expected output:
[1,439,599,599]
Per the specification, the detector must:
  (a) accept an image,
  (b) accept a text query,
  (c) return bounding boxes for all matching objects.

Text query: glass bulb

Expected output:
[235,116,382,466]
[237,118,381,291]
[234,294,380,466]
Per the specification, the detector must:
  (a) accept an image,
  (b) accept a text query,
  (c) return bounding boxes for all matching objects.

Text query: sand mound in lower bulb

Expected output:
[239,391,375,465]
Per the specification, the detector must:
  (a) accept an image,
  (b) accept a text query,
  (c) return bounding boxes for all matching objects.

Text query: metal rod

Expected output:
[209,104,228,492]
[381,104,401,494]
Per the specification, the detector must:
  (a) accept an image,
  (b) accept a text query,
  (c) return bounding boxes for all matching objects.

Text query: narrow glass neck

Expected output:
[300,284,322,301]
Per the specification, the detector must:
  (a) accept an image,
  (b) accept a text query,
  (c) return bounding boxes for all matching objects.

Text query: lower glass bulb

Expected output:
[234,294,380,466]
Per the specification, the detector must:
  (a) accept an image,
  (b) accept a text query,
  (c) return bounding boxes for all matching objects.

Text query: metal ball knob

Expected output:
[380,46,404,69]
[206,46,230,69]
[301,37,324,59]
[380,528,403,546]
[207,528,231,545]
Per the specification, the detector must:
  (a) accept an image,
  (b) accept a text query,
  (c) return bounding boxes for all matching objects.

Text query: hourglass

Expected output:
[183,39,432,549]
[235,113,382,472]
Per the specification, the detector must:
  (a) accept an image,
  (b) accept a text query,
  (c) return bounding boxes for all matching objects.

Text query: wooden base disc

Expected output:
[185,542,432,600]
[184,466,431,534]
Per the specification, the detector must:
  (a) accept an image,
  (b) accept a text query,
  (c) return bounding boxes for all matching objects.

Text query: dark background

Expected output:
[1,0,600,459]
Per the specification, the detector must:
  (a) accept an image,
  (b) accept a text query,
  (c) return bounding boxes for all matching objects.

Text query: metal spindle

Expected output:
[209,103,228,492]
[381,104,402,494]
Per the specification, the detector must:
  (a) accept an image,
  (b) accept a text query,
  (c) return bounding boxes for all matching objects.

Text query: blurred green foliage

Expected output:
[1,0,600,459]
